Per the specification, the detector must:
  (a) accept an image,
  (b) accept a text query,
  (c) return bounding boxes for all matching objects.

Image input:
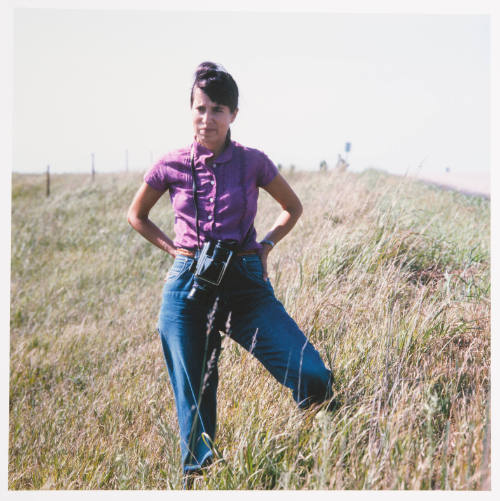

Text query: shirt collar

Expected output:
[192,138,234,165]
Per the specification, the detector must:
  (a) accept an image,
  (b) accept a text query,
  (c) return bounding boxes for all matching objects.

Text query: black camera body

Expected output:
[187,239,239,304]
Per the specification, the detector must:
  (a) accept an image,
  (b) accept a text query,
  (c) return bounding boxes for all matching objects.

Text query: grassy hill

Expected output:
[9,168,490,489]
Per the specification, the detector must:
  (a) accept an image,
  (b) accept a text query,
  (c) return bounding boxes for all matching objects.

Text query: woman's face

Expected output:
[191,86,238,152]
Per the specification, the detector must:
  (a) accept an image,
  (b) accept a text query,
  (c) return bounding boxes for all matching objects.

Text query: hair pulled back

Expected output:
[190,61,239,112]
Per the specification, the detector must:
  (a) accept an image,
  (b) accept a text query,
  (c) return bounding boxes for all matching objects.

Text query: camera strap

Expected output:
[189,145,201,249]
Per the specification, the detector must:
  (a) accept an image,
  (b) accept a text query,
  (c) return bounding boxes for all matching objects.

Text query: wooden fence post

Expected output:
[91,153,95,182]
[46,165,50,197]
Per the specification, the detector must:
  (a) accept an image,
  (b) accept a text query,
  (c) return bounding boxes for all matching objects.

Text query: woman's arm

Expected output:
[127,182,177,257]
[259,173,303,280]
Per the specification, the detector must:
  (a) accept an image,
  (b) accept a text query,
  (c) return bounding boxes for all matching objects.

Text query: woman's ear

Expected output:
[230,108,239,123]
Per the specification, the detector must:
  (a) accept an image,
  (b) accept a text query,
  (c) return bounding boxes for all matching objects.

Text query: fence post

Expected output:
[46,165,50,197]
[91,153,95,182]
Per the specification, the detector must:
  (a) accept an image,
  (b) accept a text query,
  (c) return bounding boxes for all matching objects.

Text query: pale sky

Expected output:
[12,6,490,179]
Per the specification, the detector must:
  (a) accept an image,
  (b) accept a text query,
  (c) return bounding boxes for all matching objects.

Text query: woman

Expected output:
[127,62,333,479]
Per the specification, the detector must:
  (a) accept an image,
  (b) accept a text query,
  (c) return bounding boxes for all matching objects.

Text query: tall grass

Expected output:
[10,168,490,489]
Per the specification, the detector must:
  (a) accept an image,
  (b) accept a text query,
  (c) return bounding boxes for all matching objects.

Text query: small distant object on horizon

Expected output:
[445,166,450,173]
[335,154,349,172]
[343,141,352,167]
[319,160,328,171]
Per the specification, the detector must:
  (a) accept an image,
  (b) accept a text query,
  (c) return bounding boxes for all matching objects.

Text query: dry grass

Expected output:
[9,168,490,490]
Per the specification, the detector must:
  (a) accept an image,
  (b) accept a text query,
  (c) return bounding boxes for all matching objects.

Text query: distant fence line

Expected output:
[43,148,351,197]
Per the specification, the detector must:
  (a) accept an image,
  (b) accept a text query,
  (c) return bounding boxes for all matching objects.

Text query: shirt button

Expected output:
[209,197,214,202]
[208,215,212,220]
[210,180,215,185]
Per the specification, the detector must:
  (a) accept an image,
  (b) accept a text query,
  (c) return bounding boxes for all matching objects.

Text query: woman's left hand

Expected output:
[258,244,272,281]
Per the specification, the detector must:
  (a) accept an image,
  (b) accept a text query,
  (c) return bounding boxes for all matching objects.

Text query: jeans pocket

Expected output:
[165,256,191,282]
[241,255,264,280]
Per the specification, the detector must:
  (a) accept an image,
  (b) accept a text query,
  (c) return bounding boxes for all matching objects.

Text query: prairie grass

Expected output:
[9,168,490,490]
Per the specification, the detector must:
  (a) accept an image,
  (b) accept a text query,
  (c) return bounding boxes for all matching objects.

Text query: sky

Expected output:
[11,3,490,181]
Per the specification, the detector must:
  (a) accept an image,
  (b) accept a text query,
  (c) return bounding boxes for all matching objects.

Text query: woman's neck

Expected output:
[197,137,227,159]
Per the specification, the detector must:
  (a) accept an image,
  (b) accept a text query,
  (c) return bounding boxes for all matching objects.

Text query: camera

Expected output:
[187,239,239,304]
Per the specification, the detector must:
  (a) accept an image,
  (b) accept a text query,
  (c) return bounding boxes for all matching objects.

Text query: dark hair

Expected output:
[190,61,239,112]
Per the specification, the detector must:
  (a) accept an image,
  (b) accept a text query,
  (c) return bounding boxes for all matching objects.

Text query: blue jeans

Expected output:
[157,253,332,473]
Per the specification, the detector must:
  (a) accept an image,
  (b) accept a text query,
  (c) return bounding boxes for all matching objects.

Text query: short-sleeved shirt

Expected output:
[144,139,279,252]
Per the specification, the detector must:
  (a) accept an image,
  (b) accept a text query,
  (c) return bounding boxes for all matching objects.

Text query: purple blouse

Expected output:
[144,139,279,252]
